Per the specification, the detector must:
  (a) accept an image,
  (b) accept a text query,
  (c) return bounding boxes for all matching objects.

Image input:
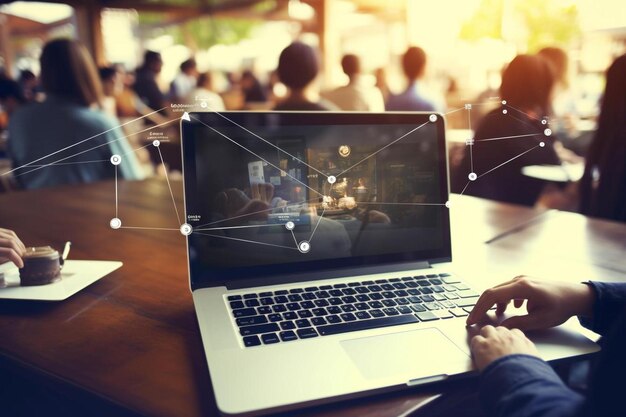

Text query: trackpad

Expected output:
[341,328,471,381]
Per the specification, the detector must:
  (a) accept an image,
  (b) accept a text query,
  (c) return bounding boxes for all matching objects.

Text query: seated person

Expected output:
[8,39,144,189]
[385,46,437,112]
[273,42,337,111]
[579,54,626,222]
[467,276,626,417]
[452,55,561,206]
[323,54,385,112]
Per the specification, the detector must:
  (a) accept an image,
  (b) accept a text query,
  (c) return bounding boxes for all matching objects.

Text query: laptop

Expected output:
[180,111,598,416]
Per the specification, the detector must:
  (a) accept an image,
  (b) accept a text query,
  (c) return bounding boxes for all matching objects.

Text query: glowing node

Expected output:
[327,176,336,184]
[152,140,160,147]
[298,241,311,253]
[502,109,508,114]
[180,223,193,236]
[110,155,122,165]
[429,114,438,122]
[544,128,552,137]
[464,103,472,110]
[200,101,208,108]
[181,112,191,121]
[501,100,507,105]
[540,142,546,147]
[468,172,477,181]
[541,119,548,125]
[445,200,452,208]
[110,218,122,229]
[285,221,295,231]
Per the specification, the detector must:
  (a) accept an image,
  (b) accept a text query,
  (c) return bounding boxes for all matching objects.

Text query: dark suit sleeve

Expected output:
[480,354,584,417]
[579,281,626,335]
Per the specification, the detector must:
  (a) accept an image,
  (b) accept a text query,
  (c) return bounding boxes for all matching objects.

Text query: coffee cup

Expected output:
[20,246,62,286]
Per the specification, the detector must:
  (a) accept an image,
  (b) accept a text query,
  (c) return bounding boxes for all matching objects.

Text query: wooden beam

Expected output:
[74,3,106,66]
[0,14,14,76]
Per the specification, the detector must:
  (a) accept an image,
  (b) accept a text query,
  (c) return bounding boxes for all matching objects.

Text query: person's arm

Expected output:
[579,281,626,335]
[0,228,26,268]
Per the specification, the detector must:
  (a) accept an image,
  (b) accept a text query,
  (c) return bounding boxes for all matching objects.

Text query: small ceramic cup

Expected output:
[20,246,62,286]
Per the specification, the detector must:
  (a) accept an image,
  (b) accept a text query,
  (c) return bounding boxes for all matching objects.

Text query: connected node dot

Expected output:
[200,101,208,108]
[285,221,295,231]
[464,103,472,110]
[445,200,452,208]
[502,109,508,114]
[152,140,160,147]
[180,223,193,236]
[501,100,507,105]
[429,114,438,122]
[327,175,336,184]
[540,142,546,147]
[544,128,552,137]
[110,218,122,229]
[110,154,122,165]
[298,241,311,253]
[468,172,477,181]
[541,119,548,125]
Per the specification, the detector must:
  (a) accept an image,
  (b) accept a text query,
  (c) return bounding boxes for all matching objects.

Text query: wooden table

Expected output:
[0,179,625,417]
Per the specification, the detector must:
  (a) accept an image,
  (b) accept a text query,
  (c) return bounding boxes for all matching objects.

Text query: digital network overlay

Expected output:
[3,99,553,255]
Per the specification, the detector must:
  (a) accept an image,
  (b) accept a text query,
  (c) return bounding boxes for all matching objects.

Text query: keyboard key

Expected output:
[329,297,343,305]
[301,301,315,309]
[342,288,357,295]
[326,315,341,323]
[406,281,418,288]
[445,292,460,300]
[227,295,242,301]
[259,291,273,297]
[243,335,261,347]
[302,293,316,300]
[355,303,369,311]
[355,286,370,294]
[439,273,451,277]
[396,297,409,305]
[230,301,244,309]
[463,307,474,314]
[275,290,288,295]
[274,295,289,304]
[233,308,257,318]
[314,299,330,307]
[411,304,427,313]
[369,293,383,300]
[418,281,432,287]
[236,315,268,326]
[362,281,375,285]
[439,300,456,308]
[328,306,342,314]
[342,296,357,304]
[280,321,296,330]
[257,306,271,315]
[382,291,396,299]
[383,307,399,316]
[297,310,313,318]
[433,294,446,302]
[374,279,388,284]
[288,294,303,302]
[262,333,280,344]
[455,283,471,291]
[272,304,287,313]
[425,302,441,310]
[245,299,260,307]
[341,305,356,312]
[382,299,397,307]
[401,276,413,281]
[415,311,439,322]
[311,317,327,326]
[381,284,394,291]
[456,297,480,308]
[397,306,412,314]
[407,289,420,296]
[459,290,480,298]
[431,286,445,293]
[395,290,409,297]
[355,311,372,320]
[280,331,298,342]
[340,313,357,322]
[243,293,258,299]
[356,294,371,302]
[408,296,422,304]
[393,283,407,289]
[319,285,332,290]
[318,314,418,336]
[435,310,453,319]
[369,300,384,309]
[295,319,312,328]
[348,282,360,287]
[414,275,427,280]
[427,274,438,278]
[286,303,301,311]
[449,308,468,317]
[442,277,461,284]
[420,295,435,302]
[368,285,383,292]
[312,308,328,316]
[268,313,282,322]
[240,323,280,336]
[430,279,443,285]
[389,278,401,283]
[329,290,343,297]
[370,309,385,318]
[420,288,434,294]
[305,286,319,292]
[315,291,330,298]
[297,328,319,339]
[333,283,347,288]
[289,288,304,293]
[283,312,297,320]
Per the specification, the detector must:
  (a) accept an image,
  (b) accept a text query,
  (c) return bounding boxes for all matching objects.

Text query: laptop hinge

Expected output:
[225,260,432,290]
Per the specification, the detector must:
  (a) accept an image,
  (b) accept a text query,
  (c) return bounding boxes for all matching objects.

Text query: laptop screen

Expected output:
[182,112,451,288]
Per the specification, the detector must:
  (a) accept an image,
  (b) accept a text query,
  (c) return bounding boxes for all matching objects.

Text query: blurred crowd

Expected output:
[0,38,624,222]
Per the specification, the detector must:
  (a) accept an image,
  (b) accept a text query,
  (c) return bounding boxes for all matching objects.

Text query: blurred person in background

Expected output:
[386,46,437,112]
[452,54,561,206]
[0,78,26,119]
[169,58,198,104]
[134,50,167,112]
[274,42,337,111]
[374,67,390,104]
[323,54,384,112]
[8,39,144,189]
[240,70,267,106]
[18,70,39,102]
[187,72,225,111]
[579,54,626,223]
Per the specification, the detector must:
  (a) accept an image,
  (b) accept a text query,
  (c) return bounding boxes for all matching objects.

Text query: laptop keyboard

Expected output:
[226,273,481,347]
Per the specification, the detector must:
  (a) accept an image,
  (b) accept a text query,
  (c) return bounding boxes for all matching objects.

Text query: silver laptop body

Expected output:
[181,111,598,416]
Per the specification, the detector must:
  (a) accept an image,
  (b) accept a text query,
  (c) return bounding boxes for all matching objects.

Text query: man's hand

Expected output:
[0,228,26,268]
[470,325,539,371]
[466,276,595,331]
